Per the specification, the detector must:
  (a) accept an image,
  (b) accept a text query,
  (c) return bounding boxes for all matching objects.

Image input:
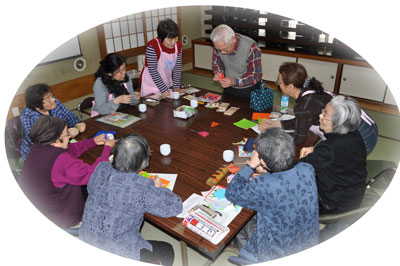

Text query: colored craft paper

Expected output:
[227,163,240,174]
[252,113,270,120]
[198,131,210,138]
[211,122,220,127]
[233,119,257,130]
[214,188,226,200]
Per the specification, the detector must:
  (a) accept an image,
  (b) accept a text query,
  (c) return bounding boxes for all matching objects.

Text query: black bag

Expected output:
[250,81,274,112]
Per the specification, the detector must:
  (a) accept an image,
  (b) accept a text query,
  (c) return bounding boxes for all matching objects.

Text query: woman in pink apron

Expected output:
[140,19,183,98]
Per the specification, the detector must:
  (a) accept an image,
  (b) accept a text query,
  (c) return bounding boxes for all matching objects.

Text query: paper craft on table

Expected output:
[233,118,257,130]
[198,131,209,138]
[96,112,141,128]
[198,93,222,103]
[227,163,240,174]
[183,87,200,94]
[211,122,220,127]
[139,172,178,191]
[252,112,270,120]
[238,145,252,158]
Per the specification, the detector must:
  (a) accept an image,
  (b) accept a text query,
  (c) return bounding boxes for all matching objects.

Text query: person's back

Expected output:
[226,128,319,263]
[79,134,182,264]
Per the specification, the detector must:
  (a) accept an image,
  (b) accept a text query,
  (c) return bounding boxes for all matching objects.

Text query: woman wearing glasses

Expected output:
[18,116,115,229]
[20,83,86,160]
[299,95,367,215]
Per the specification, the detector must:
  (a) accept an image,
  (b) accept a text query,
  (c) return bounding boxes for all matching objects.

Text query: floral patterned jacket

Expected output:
[226,162,319,263]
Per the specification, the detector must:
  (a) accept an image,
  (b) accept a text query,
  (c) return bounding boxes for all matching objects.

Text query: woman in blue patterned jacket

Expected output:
[226,127,319,264]
[79,134,182,265]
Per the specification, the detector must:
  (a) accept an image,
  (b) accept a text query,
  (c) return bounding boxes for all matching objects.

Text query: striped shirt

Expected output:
[212,34,262,87]
[142,38,182,93]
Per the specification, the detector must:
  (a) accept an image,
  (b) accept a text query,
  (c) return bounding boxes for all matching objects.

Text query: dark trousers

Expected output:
[140,240,174,266]
[223,82,260,99]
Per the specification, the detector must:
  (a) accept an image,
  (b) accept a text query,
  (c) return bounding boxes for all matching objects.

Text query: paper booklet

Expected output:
[96,112,141,128]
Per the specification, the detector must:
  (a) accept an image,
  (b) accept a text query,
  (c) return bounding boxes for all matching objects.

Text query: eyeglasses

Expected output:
[320,110,331,121]
[216,40,233,54]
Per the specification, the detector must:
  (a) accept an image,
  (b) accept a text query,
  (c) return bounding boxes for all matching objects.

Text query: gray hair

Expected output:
[210,24,235,44]
[112,133,150,173]
[330,95,361,134]
[256,128,295,172]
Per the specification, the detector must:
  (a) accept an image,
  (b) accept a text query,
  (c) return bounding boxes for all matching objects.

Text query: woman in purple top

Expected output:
[18,116,115,228]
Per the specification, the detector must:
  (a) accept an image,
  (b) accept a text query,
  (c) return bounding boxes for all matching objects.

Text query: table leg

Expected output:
[180,240,188,266]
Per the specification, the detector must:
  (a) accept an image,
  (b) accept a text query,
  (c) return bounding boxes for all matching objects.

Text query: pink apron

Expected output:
[140,39,178,97]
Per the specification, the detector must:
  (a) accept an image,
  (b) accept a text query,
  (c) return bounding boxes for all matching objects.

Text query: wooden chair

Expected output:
[77,96,94,120]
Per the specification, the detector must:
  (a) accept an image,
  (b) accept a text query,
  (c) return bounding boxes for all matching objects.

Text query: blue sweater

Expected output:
[79,162,183,260]
[226,163,319,263]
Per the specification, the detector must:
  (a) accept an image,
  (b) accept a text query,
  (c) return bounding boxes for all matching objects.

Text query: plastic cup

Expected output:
[172,91,180,100]
[160,144,171,156]
[190,99,198,108]
[138,103,147,112]
[223,150,234,163]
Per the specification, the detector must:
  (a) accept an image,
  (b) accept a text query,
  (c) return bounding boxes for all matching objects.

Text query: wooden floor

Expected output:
[188,69,399,116]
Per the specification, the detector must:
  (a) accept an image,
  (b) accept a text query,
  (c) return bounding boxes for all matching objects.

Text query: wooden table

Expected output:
[78,89,319,265]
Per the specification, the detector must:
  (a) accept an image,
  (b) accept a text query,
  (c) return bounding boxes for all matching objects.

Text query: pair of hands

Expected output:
[67,122,86,138]
[257,119,282,132]
[93,133,116,148]
[114,92,141,105]
[213,71,234,88]
[246,150,267,176]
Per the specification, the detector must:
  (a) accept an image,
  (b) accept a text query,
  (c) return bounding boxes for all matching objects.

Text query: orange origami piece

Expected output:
[211,122,220,127]
[252,113,270,120]
[227,163,240,174]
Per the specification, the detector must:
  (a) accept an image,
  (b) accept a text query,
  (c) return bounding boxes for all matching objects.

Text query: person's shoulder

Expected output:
[295,161,315,173]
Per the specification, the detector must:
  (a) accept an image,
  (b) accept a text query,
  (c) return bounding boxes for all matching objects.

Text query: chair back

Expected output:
[5,116,23,158]
[77,96,94,120]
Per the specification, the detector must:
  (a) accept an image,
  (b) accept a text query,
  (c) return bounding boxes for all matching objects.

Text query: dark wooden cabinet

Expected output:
[204,6,362,61]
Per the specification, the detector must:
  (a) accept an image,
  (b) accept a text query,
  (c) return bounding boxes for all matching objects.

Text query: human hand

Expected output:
[258,119,281,132]
[115,94,134,104]
[153,175,162,188]
[246,150,261,169]
[212,71,224,81]
[94,134,106,145]
[300,147,314,159]
[161,90,171,98]
[174,87,184,93]
[68,127,79,138]
[75,122,86,133]
[219,77,234,88]
[104,138,116,148]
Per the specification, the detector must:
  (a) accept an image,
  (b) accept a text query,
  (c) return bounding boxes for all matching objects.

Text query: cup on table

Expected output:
[190,99,198,108]
[106,133,114,140]
[138,103,147,113]
[160,144,171,156]
[172,91,180,100]
[223,150,234,163]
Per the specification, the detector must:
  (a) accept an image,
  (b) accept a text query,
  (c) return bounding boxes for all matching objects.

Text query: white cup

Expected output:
[172,91,180,100]
[160,144,171,156]
[138,103,147,113]
[106,133,114,140]
[190,99,198,108]
[223,150,234,163]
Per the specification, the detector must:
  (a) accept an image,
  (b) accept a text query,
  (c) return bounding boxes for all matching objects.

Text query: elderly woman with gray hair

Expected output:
[79,134,182,266]
[300,95,367,214]
[226,128,319,264]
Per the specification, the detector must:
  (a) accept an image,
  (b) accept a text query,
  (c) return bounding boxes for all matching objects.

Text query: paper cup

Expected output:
[223,150,234,162]
[172,91,180,100]
[160,144,171,156]
[138,103,147,112]
[190,99,198,108]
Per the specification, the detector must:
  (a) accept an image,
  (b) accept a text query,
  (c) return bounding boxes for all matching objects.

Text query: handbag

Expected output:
[250,81,274,112]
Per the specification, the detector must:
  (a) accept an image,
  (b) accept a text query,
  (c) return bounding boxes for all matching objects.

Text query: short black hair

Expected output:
[157,18,179,42]
[112,133,150,173]
[25,83,51,110]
